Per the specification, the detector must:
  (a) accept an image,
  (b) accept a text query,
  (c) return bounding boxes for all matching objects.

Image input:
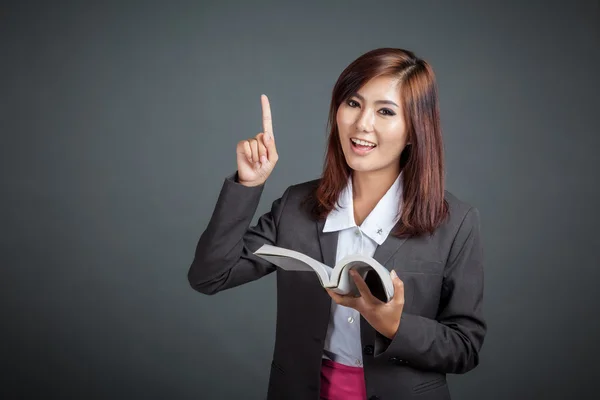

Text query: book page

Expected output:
[254,244,332,286]
[330,255,394,301]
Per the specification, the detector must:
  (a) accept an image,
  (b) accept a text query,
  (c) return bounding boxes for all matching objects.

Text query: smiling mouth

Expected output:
[350,138,377,155]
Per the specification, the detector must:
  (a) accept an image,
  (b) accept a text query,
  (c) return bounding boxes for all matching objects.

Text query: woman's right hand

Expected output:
[236,94,279,187]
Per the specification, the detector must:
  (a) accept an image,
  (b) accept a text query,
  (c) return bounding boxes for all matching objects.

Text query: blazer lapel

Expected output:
[313,218,338,343]
[316,219,338,267]
[372,233,408,269]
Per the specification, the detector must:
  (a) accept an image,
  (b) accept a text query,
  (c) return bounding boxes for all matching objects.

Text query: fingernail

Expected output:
[391,270,397,278]
[260,156,267,164]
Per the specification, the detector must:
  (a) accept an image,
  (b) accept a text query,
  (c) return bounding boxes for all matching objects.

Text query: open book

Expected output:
[254,244,394,302]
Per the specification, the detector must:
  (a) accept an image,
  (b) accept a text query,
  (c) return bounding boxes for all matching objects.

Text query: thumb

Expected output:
[259,154,274,172]
[262,130,278,161]
[257,154,275,180]
[391,270,404,303]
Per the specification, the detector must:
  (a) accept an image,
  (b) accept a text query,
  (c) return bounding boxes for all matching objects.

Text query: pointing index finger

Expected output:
[261,94,273,139]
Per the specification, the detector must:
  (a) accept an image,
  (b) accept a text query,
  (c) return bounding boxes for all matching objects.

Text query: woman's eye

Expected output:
[347,99,359,107]
[379,108,396,116]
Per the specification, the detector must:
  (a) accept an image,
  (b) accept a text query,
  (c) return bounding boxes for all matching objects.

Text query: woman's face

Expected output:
[336,75,409,176]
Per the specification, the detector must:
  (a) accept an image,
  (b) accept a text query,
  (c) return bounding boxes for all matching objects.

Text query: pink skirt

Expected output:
[320,359,367,400]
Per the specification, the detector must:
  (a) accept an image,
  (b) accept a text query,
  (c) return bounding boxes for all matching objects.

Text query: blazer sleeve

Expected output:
[373,207,486,374]
[187,172,290,295]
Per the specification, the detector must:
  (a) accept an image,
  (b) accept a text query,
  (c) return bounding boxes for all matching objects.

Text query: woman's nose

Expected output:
[356,110,375,132]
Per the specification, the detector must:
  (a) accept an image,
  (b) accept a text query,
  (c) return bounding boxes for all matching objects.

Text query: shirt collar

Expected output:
[323,172,403,245]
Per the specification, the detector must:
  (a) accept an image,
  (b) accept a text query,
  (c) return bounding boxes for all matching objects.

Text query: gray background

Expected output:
[1,1,599,399]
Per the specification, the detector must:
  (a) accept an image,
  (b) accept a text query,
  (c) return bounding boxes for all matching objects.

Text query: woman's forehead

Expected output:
[355,76,401,102]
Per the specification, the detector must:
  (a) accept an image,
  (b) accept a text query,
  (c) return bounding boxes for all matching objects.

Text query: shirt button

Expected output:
[355,228,361,236]
[347,316,354,324]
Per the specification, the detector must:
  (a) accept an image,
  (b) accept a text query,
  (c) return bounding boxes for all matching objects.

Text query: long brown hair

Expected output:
[310,48,449,238]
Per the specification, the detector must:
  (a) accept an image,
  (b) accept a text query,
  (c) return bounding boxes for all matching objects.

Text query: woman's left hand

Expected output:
[326,269,405,339]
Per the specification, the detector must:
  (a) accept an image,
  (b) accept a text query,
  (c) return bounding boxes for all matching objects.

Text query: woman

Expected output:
[188,48,486,400]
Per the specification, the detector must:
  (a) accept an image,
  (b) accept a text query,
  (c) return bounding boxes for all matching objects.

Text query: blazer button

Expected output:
[363,345,374,355]
[388,357,405,364]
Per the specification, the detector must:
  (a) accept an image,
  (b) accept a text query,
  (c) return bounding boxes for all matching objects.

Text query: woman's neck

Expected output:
[351,167,401,225]
[352,167,400,201]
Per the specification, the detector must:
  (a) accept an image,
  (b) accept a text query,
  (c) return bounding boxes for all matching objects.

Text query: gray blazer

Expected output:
[188,173,486,400]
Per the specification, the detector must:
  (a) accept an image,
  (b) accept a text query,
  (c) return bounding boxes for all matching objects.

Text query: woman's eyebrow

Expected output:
[352,92,399,107]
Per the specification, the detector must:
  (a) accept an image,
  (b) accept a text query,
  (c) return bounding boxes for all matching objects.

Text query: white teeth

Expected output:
[351,138,376,147]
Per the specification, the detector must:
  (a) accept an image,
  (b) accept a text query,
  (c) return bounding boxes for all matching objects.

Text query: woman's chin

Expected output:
[345,157,400,176]
[342,150,389,174]
[345,159,376,173]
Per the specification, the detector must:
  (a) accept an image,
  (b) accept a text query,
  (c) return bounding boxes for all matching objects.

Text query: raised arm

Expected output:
[188,95,283,295]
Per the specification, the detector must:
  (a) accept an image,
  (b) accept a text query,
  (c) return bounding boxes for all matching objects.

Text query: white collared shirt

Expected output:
[322,172,403,367]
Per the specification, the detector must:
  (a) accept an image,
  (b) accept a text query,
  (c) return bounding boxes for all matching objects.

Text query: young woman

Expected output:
[188,48,486,400]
